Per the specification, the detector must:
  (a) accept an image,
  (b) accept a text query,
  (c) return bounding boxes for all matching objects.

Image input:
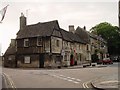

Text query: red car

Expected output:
[102,58,113,64]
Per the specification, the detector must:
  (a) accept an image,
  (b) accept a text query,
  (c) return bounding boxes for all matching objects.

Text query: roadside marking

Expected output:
[82,79,94,88]
[82,83,86,88]
[73,81,79,84]
[83,81,89,88]
[2,73,8,89]
[76,79,81,81]
[49,73,81,84]
[61,75,81,82]
[38,71,81,84]
[3,73,17,90]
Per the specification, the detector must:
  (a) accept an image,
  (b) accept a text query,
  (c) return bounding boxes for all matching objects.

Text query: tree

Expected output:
[91,49,99,63]
[90,22,120,55]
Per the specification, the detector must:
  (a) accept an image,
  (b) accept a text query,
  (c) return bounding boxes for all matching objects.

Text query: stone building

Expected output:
[61,26,89,66]
[3,39,17,67]
[89,33,108,62]
[3,13,107,68]
[4,13,91,68]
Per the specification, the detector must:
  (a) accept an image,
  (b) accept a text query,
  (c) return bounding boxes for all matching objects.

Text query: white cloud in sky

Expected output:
[1,0,119,2]
[0,1,118,54]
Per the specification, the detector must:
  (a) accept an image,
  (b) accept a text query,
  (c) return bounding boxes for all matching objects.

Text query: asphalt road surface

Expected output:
[2,62,119,89]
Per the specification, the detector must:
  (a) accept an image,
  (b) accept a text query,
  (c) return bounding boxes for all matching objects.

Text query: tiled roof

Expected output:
[86,31,107,44]
[61,28,86,44]
[88,32,98,40]
[75,26,90,43]
[17,19,87,44]
[4,46,16,55]
[17,20,60,39]
[61,29,73,42]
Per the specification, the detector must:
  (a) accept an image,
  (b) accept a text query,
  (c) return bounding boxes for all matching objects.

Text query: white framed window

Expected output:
[24,39,29,47]
[37,37,42,46]
[56,40,59,47]
[24,56,31,64]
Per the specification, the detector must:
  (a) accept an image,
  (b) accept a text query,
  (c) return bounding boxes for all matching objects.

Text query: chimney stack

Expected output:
[20,13,26,30]
[69,25,75,33]
[10,39,16,47]
[83,26,86,30]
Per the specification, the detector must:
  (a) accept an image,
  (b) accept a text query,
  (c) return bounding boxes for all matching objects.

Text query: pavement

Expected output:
[66,63,119,90]
[64,63,107,69]
[91,74,119,90]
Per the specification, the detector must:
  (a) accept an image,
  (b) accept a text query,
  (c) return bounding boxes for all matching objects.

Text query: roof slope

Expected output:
[4,46,16,56]
[17,19,87,44]
[75,26,90,43]
[61,28,86,44]
[61,29,72,42]
[17,20,60,39]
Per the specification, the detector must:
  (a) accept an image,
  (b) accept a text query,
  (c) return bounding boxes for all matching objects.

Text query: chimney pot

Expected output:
[69,25,75,33]
[83,26,86,30]
[10,39,16,47]
[20,13,27,30]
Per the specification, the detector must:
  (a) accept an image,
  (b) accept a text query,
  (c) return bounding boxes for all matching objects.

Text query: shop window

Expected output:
[24,56,31,64]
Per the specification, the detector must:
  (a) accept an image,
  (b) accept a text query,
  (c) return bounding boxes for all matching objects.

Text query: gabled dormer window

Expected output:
[24,39,29,47]
[37,37,42,46]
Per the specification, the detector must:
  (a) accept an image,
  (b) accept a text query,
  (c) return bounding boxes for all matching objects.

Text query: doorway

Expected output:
[39,54,44,68]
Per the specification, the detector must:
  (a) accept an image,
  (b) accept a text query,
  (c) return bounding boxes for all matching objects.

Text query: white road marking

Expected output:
[76,79,81,81]
[60,75,64,76]
[39,71,81,84]
[66,77,71,78]
[34,71,82,85]
[47,73,81,84]
[2,73,8,88]
[71,78,75,79]
[59,75,81,82]
[82,83,86,88]
[73,81,79,84]
[83,80,92,88]
[3,73,16,89]
[83,82,89,88]
[67,79,73,82]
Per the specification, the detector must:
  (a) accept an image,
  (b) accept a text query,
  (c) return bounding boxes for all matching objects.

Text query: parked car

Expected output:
[97,60,103,64]
[112,56,118,62]
[102,58,113,64]
[110,55,120,62]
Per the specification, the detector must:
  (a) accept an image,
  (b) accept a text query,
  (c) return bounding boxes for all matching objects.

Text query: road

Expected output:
[2,62,119,89]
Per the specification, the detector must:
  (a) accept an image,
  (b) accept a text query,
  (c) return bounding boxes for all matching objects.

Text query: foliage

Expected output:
[91,54,99,63]
[90,22,120,55]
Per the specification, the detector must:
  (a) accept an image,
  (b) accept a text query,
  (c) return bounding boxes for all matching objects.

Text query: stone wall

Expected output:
[4,55,16,68]
[17,54,39,68]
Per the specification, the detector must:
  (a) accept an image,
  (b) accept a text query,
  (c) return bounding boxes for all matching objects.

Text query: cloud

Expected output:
[0,1,118,53]
[1,0,118,3]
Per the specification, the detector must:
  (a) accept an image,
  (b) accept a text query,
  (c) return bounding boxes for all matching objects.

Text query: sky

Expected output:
[0,0,119,55]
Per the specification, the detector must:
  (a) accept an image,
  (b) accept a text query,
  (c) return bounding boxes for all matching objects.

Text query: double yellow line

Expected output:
[2,72,17,90]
